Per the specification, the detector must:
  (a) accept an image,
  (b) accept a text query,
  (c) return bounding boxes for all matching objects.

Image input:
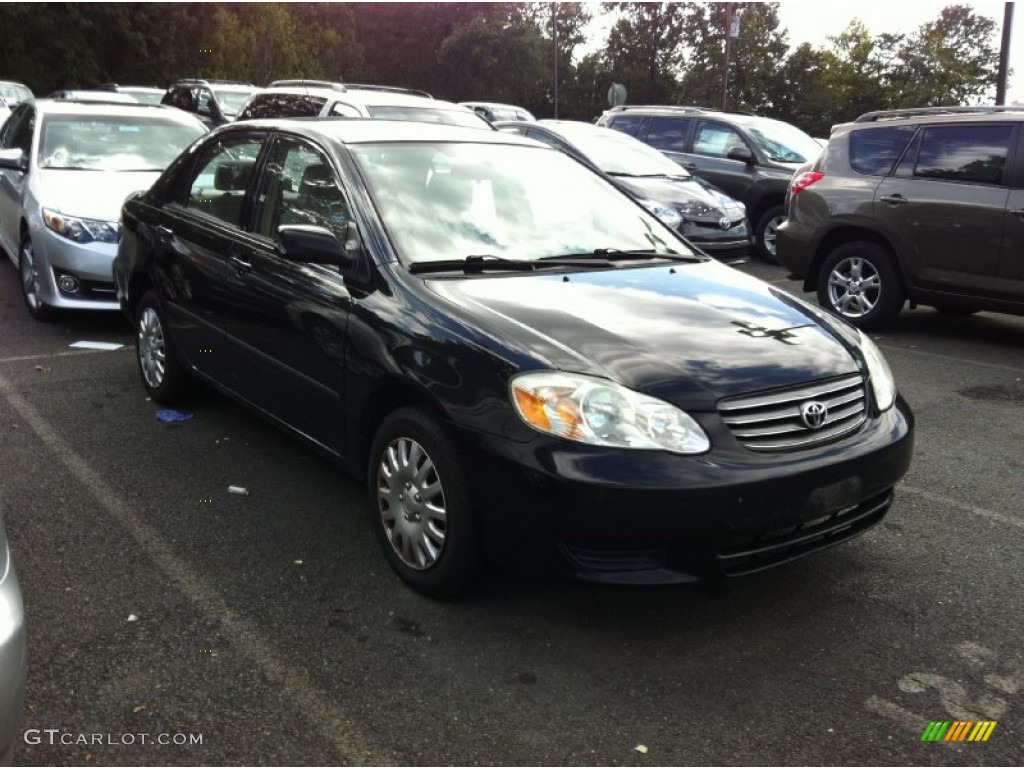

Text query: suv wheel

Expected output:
[817,242,905,329]
[368,406,483,599]
[754,205,785,263]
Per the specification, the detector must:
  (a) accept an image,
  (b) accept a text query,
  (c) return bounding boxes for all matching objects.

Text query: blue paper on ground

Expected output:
[155,409,194,423]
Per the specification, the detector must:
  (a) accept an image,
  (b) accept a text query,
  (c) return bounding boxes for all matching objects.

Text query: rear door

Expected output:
[995,130,1024,300]
[0,103,35,256]
[874,123,1014,296]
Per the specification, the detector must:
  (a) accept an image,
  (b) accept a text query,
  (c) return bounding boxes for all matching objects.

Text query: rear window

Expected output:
[645,116,689,152]
[849,126,916,175]
[914,124,1013,185]
[239,93,327,121]
[604,114,645,137]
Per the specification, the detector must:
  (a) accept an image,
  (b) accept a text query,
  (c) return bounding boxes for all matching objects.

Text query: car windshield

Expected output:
[744,120,823,164]
[0,84,32,102]
[351,142,688,266]
[39,115,205,171]
[366,105,489,130]
[212,88,256,116]
[554,125,688,177]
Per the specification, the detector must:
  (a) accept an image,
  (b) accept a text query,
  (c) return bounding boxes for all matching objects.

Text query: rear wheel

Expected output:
[817,241,904,330]
[754,204,785,263]
[135,290,191,403]
[19,234,55,321]
[368,406,483,598]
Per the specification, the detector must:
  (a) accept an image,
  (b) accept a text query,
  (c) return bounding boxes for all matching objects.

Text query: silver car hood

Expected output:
[35,169,160,222]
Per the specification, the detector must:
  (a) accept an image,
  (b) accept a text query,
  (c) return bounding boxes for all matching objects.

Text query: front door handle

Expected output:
[880,194,908,205]
[155,225,173,243]
[229,255,252,274]
[680,163,698,170]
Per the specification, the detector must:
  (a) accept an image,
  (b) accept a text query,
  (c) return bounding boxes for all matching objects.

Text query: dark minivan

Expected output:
[114,119,913,597]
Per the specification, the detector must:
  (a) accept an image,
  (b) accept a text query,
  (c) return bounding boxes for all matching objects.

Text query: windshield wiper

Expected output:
[407,254,610,275]
[607,172,687,180]
[544,248,704,263]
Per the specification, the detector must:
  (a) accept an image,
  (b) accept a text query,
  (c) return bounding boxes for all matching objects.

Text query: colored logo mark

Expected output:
[921,721,997,742]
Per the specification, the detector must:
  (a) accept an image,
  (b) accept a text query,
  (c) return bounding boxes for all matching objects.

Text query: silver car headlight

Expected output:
[42,208,119,244]
[510,372,710,454]
[637,199,682,230]
[857,330,896,411]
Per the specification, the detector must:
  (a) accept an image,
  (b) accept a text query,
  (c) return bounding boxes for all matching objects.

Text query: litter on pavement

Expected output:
[155,409,194,423]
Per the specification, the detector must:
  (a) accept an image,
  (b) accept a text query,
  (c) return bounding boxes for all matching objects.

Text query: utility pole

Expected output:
[552,2,559,119]
[721,9,740,110]
[995,2,1014,105]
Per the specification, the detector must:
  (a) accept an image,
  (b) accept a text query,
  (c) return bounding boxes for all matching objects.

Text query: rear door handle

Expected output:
[155,225,173,243]
[880,194,908,205]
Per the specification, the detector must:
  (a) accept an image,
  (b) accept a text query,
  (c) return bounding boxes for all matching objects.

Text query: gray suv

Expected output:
[597,105,823,262]
[777,106,1024,329]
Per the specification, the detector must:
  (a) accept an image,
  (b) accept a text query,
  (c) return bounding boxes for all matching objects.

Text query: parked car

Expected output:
[161,78,259,127]
[236,81,490,129]
[0,99,206,319]
[0,496,25,766]
[97,83,165,105]
[777,105,1024,329]
[597,105,823,262]
[459,101,536,122]
[113,118,913,597]
[495,119,750,261]
[0,81,32,113]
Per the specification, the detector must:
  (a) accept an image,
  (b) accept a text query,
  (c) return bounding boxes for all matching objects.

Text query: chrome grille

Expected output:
[719,374,867,452]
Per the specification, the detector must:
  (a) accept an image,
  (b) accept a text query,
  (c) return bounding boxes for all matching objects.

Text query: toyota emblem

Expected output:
[800,401,828,429]
[719,216,732,230]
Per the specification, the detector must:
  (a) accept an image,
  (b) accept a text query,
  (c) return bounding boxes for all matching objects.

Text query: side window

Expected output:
[254,138,352,244]
[912,125,1013,185]
[0,104,32,152]
[184,136,265,227]
[605,114,645,137]
[328,101,361,118]
[849,126,916,176]
[693,121,748,159]
[196,89,215,116]
[645,117,690,152]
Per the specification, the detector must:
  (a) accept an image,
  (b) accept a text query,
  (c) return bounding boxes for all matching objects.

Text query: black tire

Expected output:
[754,204,785,263]
[367,406,483,598]
[816,241,905,330]
[18,233,55,321]
[135,290,191,404]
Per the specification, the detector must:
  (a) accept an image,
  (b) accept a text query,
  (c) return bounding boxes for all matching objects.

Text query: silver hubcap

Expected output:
[827,256,881,318]
[20,241,41,309]
[377,437,447,570]
[138,307,167,389]
[763,215,784,256]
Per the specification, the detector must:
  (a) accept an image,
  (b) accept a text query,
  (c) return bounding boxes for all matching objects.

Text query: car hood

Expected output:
[35,170,161,221]
[425,260,861,409]
[614,176,744,220]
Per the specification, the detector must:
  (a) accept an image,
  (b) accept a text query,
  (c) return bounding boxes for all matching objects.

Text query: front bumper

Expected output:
[467,396,913,584]
[30,225,119,310]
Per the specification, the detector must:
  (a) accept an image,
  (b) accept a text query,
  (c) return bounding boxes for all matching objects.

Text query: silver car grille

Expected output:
[718,373,867,452]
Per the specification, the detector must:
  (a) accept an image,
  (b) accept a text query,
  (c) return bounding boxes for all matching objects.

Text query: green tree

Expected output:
[600,2,689,105]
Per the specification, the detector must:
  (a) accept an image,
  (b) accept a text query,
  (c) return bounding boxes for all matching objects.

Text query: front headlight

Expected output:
[637,199,682,230]
[676,200,720,219]
[42,208,119,244]
[510,372,710,454]
[857,330,896,411]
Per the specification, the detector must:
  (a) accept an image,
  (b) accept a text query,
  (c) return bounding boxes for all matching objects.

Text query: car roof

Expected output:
[30,98,208,124]
[461,101,523,110]
[50,90,139,104]
[249,87,472,111]
[216,117,541,146]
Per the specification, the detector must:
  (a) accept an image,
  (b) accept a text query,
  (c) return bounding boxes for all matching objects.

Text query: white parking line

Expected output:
[0,371,385,764]
[899,484,1024,531]
[0,348,130,365]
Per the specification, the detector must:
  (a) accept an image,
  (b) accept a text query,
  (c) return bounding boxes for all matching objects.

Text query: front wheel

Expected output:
[754,204,785,263]
[135,290,191,403]
[19,234,55,321]
[368,407,483,598]
[816,241,904,330]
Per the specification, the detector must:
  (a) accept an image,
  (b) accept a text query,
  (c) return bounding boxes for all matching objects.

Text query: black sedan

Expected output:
[114,119,913,597]
[495,119,752,261]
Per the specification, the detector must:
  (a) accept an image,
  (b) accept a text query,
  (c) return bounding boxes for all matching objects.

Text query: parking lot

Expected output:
[0,256,1021,765]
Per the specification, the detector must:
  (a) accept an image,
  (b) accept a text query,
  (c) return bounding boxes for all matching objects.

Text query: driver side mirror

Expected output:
[0,148,28,172]
[727,146,755,164]
[276,224,361,275]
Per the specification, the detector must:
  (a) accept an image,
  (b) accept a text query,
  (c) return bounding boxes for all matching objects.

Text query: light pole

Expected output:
[996,2,1014,105]
[721,10,740,110]
[552,2,559,118]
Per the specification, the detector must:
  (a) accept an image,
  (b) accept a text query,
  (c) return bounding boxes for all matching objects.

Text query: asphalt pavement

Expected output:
[0,257,1021,766]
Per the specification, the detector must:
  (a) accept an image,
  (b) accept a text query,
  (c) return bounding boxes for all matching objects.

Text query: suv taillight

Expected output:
[791,171,824,196]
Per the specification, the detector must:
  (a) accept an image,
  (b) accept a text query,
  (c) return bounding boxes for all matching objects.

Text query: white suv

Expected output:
[236,81,490,129]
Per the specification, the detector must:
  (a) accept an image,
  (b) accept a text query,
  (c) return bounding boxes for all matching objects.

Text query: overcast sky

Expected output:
[584,1,1022,104]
